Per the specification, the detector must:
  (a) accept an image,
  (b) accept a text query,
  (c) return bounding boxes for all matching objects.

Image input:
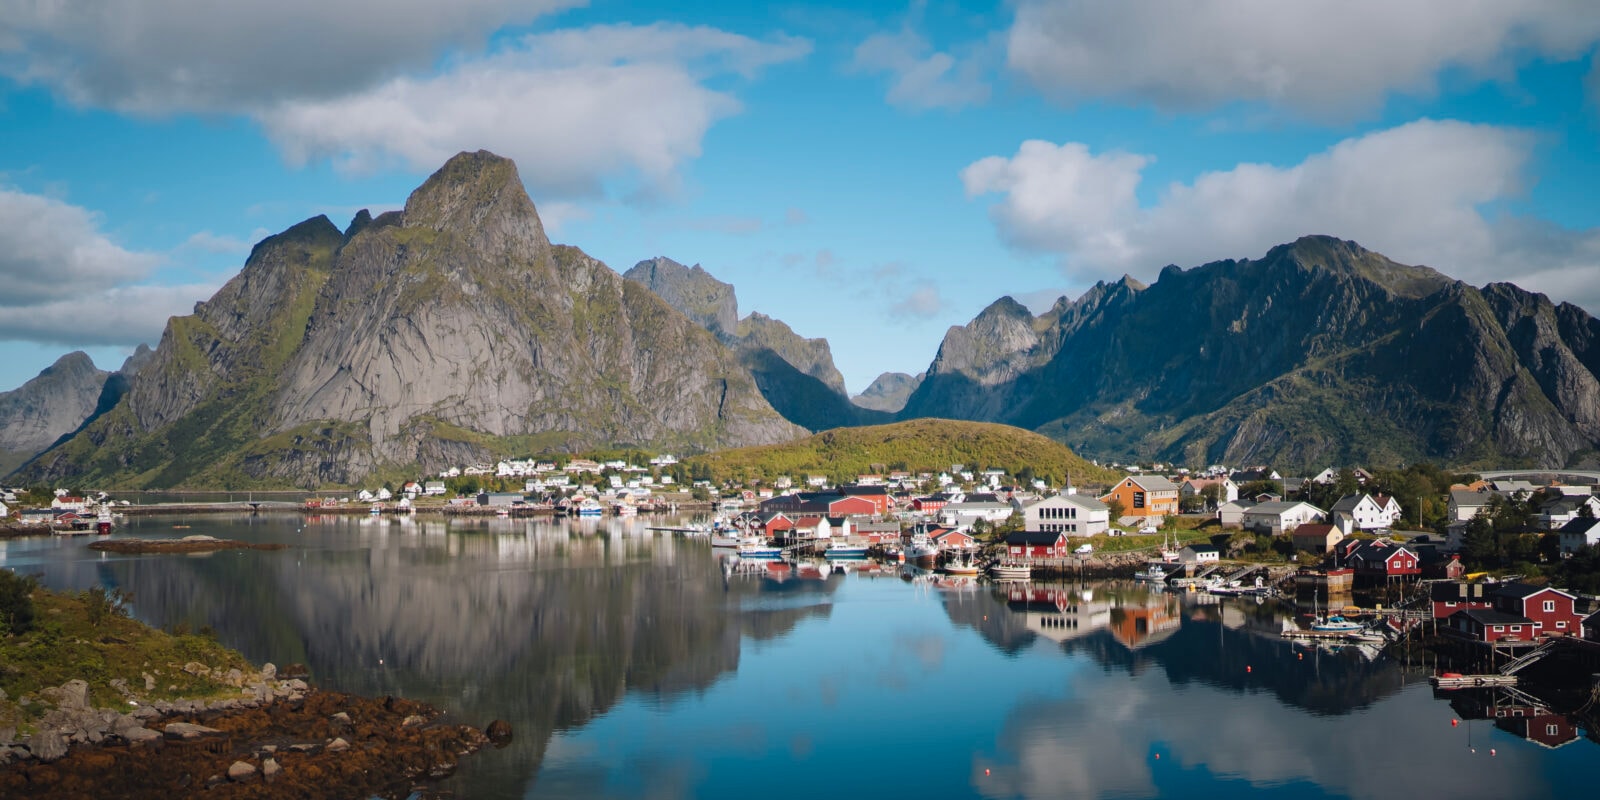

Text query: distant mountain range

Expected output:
[7,151,1600,487]
[904,236,1600,470]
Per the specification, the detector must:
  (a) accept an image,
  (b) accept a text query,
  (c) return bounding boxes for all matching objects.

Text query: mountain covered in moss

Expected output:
[19,151,802,488]
[902,236,1600,470]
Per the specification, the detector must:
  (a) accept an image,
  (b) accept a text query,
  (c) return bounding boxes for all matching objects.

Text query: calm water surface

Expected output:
[1,514,1592,799]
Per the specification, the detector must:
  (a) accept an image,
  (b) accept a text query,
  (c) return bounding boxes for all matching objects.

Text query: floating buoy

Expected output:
[984,769,991,776]
[1490,749,1496,756]
[1246,665,1252,673]
[1298,653,1303,660]
[1451,719,1459,727]
[1154,754,1160,760]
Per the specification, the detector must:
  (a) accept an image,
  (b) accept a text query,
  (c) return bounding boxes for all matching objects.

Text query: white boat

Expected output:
[823,541,868,559]
[1311,615,1364,633]
[574,499,603,517]
[989,563,1031,581]
[612,503,638,516]
[941,552,980,576]
[1134,564,1169,583]
[736,543,783,559]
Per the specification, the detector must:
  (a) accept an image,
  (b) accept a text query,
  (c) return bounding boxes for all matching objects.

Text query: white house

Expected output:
[1541,495,1600,530]
[376,487,393,501]
[1023,494,1110,537]
[1448,489,1502,522]
[1558,518,1600,555]
[1216,499,1255,527]
[1241,501,1326,535]
[0,500,9,518]
[1179,477,1239,506]
[423,481,447,496]
[1328,493,1403,532]
[1178,544,1220,564]
[357,489,375,502]
[940,500,1015,527]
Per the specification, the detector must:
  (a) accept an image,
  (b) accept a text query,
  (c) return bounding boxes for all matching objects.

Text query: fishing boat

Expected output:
[906,534,939,567]
[574,498,604,518]
[940,552,980,576]
[1134,563,1170,583]
[989,562,1031,581]
[612,502,638,516]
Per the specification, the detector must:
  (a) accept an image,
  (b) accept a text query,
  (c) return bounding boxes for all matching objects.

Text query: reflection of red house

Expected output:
[1493,712,1579,749]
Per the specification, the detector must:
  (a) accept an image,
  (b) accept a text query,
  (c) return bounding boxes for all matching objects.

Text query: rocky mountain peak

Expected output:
[402,150,549,258]
[1264,235,1452,299]
[852,371,925,413]
[0,352,111,475]
[624,257,739,337]
[245,215,342,267]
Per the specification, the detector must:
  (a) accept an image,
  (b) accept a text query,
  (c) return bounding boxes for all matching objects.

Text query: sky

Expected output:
[3,1,1600,395]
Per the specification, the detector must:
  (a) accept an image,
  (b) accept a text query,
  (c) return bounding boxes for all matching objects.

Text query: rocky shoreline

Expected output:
[0,664,506,798]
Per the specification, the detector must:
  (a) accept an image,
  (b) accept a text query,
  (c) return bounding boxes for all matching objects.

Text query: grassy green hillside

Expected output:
[686,418,1120,487]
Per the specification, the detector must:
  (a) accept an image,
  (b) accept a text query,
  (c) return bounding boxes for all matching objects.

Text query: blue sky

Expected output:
[4,1,1600,395]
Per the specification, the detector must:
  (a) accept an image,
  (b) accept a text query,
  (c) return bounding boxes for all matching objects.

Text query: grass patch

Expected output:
[0,578,254,735]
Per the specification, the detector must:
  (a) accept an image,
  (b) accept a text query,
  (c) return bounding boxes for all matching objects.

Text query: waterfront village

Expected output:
[8,454,1600,660]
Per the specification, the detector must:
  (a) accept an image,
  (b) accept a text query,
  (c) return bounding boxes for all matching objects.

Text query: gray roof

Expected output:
[1130,476,1179,492]
[1450,489,1501,507]
[1329,494,1369,513]
[1030,493,1109,511]
[1244,500,1322,516]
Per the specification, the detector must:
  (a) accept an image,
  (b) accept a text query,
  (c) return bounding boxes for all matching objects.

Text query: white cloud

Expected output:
[257,23,811,199]
[852,28,991,110]
[178,230,256,254]
[890,282,945,320]
[1007,0,1600,118]
[0,0,582,113]
[963,120,1600,309]
[0,282,219,347]
[0,188,160,306]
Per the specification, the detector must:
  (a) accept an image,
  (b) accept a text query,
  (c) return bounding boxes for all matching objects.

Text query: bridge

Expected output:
[1478,469,1600,484]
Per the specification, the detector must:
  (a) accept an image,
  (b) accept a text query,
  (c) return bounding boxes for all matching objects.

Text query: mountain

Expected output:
[623,257,738,338]
[22,151,802,488]
[685,418,1119,485]
[0,352,110,475]
[623,259,888,431]
[852,371,924,413]
[900,236,1600,471]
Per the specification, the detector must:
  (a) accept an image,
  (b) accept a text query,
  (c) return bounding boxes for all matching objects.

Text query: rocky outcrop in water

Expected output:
[22,151,802,488]
[900,236,1600,470]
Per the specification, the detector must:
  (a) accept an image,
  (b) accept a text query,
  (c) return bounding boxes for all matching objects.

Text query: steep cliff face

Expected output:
[852,371,924,413]
[0,352,109,475]
[25,151,801,487]
[622,260,881,431]
[901,236,1600,470]
[623,257,739,338]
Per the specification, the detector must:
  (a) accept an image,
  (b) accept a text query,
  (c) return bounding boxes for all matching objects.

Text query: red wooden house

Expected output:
[1446,609,1539,643]
[838,485,893,514]
[1429,581,1494,622]
[759,512,794,537]
[1003,530,1070,559]
[932,529,977,552]
[913,494,952,513]
[1490,583,1585,637]
[1344,541,1421,583]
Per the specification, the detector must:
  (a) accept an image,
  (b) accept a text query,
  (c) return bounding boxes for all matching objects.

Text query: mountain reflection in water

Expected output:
[2,514,1592,799]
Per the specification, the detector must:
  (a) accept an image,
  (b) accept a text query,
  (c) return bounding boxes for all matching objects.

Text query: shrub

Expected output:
[0,569,39,636]
[82,586,132,628]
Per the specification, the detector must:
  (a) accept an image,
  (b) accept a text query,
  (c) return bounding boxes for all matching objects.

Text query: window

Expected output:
[1543,600,1555,613]
[1556,621,1566,629]
[1493,625,1505,632]
[1446,602,1457,607]
[1547,724,1560,736]
[1133,492,1146,508]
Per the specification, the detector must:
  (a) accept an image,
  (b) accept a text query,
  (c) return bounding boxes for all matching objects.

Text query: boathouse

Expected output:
[1446,609,1538,643]
[1489,583,1584,636]
[1003,530,1071,559]
[1430,581,1494,621]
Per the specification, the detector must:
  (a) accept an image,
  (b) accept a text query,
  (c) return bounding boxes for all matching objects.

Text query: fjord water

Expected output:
[1,515,1591,799]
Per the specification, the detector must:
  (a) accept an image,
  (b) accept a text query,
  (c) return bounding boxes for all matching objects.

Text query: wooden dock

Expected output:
[1430,674,1519,689]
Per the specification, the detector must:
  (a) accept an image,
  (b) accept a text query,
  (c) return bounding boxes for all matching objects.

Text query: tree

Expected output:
[1200,483,1222,511]
[1334,467,1360,499]
[1462,513,1498,568]
[0,570,38,636]
[1106,497,1127,522]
